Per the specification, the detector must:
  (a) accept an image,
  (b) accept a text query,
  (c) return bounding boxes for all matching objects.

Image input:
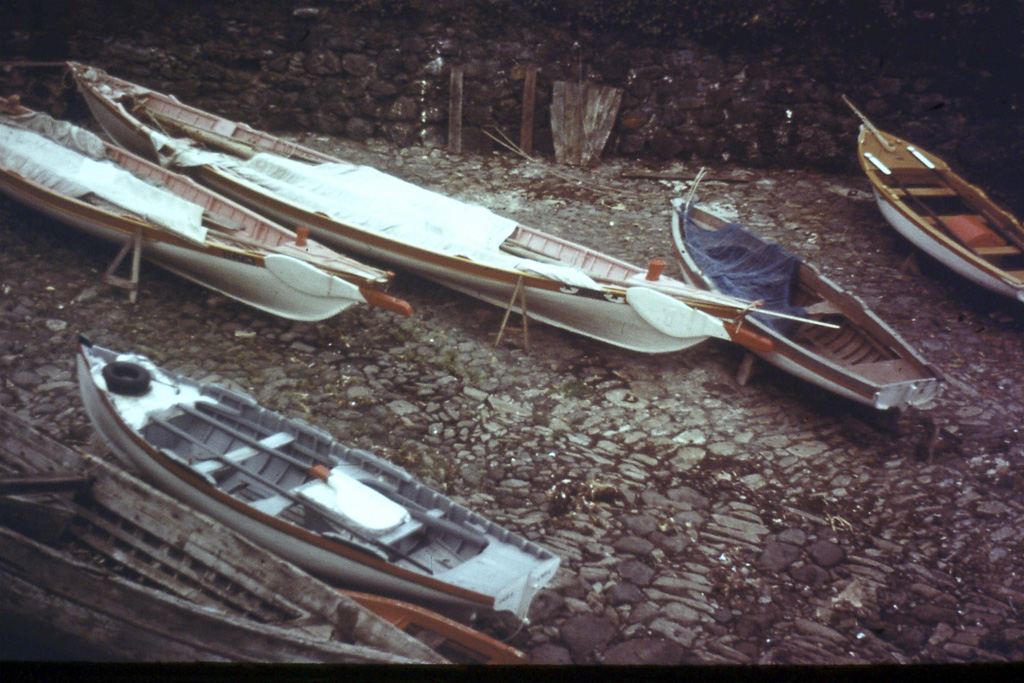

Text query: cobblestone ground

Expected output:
[1,135,1022,665]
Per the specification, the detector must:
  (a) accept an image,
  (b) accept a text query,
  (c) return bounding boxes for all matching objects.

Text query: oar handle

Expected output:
[723,322,774,354]
[359,286,414,317]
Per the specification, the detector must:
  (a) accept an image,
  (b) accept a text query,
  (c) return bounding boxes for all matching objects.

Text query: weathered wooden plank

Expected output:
[0,526,415,663]
[551,80,622,166]
[70,505,289,622]
[82,456,445,662]
[82,462,350,623]
[0,473,89,494]
[551,81,583,165]
[0,494,75,545]
[581,84,623,166]
[0,406,84,474]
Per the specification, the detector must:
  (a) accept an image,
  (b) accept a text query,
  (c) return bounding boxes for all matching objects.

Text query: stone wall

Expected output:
[2,1,1021,209]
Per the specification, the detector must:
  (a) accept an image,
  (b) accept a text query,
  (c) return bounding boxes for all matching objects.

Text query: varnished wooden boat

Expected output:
[847,97,1024,303]
[342,590,526,664]
[77,336,560,623]
[70,62,776,355]
[0,97,411,321]
[671,194,941,410]
[0,405,443,663]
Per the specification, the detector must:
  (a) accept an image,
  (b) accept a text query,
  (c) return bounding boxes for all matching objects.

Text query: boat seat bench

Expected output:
[803,300,843,317]
[894,186,957,198]
[193,432,295,479]
[974,245,1022,257]
[846,358,927,383]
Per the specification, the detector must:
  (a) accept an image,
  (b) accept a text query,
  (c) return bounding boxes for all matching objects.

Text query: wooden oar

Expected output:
[143,108,260,160]
[150,413,434,574]
[842,95,896,152]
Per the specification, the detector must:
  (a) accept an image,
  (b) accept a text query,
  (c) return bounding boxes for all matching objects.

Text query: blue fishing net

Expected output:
[680,204,807,334]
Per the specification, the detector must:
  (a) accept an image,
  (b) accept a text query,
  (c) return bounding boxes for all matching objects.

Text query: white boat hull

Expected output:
[200,174,710,353]
[72,73,760,354]
[0,176,362,321]
[872,189,1024,301]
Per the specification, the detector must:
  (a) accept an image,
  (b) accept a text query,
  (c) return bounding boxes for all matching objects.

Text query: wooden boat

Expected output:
[0,405,444,663]
[76,336,561,623]
[342,589,527,664]
[0,96,412,321]
[846,97,1024,303]
[69,62,776,355]
[671,188,941,410]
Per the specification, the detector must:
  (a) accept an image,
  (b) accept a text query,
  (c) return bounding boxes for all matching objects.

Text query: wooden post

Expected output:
[102,227,144,303]
[448,66,464,155]
[519,66,537,155]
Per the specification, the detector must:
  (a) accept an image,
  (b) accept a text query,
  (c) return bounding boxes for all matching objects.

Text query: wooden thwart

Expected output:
[975,245,1021,257]
[898,186,957,198]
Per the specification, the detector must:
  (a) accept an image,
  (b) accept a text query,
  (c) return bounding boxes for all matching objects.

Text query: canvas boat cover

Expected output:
[680,204,806,333]
[0,113,206,243]
[148,132,599,288]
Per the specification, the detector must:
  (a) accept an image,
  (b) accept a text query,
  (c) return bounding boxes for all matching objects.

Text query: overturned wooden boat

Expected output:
[671,191,941,410]
[0,96,411,321]
[0,405,445,663]
[70,62,774,354]
[846,97,1024,303]
[77,336,561,623]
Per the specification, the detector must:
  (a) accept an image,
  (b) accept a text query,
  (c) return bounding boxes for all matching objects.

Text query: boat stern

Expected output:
[872,376,942,411]
[490,554,561,623]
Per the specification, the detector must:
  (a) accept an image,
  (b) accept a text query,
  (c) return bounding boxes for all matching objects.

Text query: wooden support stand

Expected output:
[494,275,530,353]
[736,352,757,386]
[102,227,143,303]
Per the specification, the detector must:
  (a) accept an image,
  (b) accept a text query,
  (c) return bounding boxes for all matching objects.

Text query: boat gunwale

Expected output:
[0,165,254,257]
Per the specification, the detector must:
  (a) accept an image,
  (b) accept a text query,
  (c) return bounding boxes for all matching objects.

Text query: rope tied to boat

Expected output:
[733,298,763,328]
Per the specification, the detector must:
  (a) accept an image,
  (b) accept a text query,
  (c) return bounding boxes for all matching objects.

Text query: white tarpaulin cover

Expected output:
[0,114,206,243]
[154,133,598,287]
